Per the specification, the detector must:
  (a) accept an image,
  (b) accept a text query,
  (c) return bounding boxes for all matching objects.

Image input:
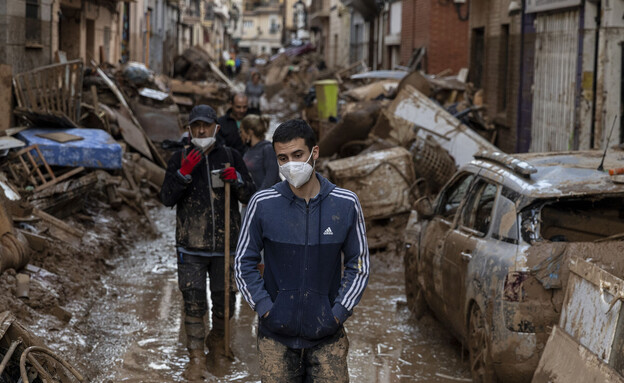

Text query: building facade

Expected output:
[515,0,624,152]
[239,3,283,55]
[469,0,522,153]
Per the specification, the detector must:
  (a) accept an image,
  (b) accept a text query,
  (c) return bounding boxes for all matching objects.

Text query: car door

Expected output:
[441,178,499,334]
[419,172,475,315]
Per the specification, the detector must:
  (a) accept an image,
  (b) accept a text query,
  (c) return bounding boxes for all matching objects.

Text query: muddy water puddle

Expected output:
[46,205,469,382]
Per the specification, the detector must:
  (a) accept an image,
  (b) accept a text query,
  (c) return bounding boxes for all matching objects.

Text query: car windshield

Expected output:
[522,196,624,243]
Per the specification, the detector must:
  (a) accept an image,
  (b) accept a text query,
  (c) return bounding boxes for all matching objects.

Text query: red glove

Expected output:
[219,167,238,183]
[180,149,202,176]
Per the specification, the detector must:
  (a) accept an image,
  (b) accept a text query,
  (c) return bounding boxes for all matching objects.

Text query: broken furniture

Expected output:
[6,145,85,192]
[12,60,83,129]
[16,128,122,169]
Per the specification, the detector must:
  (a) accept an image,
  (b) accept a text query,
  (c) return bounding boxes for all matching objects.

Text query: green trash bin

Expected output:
[314,80,339,120]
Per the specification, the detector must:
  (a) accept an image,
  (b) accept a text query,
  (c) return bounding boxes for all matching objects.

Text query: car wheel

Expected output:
[404,245,426,318]
[468,304,497,383]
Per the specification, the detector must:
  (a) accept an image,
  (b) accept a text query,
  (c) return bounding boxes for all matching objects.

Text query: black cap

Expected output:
[189,105,217,125]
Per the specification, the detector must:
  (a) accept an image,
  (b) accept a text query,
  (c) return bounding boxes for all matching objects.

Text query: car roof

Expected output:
[467,150,624,200]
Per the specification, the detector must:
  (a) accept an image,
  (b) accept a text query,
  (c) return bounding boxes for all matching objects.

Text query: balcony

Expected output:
[341,0,380,20]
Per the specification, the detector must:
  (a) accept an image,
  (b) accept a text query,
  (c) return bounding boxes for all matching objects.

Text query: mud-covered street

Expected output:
[33,205,469,382]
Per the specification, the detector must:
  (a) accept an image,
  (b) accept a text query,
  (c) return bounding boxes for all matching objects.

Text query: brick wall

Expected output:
[400,0,467,75]
[400,0,414,65]
[428,1,468,75]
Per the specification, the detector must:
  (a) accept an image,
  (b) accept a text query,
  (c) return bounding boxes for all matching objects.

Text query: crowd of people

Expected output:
[160,88,370,381]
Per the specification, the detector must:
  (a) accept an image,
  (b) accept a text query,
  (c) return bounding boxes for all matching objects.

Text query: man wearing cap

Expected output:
[160,104,256,379]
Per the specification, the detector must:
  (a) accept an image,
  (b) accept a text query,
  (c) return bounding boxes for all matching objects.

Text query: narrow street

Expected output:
[41,205,469,382]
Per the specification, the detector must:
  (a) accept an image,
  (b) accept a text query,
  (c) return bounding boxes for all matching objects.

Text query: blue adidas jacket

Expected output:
[235,173,370,349]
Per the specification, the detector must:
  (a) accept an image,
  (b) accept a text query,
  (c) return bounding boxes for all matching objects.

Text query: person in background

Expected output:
[240,114,280,190]
[245,72,264,115]
[226,50,236,79]
[160,105,256,380]
[235,55,242,76]
[217,93,248,155]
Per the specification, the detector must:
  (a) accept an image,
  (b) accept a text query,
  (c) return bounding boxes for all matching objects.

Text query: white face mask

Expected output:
[279,149,315,188]
[190,127,217,151]
[191,136,216,151]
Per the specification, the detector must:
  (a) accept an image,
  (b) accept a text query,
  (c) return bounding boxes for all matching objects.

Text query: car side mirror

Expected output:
[415,196,434,219]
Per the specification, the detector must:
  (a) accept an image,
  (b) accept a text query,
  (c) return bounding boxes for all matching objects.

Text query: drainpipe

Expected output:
[590,0,601,148]
[515,0,526,153]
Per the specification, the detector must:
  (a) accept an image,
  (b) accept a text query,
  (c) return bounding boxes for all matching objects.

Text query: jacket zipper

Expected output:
[297,202,310,336]
[206,155,216,250]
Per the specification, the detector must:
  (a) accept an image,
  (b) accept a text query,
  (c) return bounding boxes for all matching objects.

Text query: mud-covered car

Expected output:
[404,150,624,382]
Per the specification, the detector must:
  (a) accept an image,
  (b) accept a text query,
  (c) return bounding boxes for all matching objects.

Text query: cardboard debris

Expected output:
[112,108,153,160]
[327,147,416,219]
[130,101,182,142]
[36,132,84,143]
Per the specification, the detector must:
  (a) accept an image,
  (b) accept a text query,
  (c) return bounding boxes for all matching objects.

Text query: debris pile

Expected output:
[0,53,240,380]
[312,69,499,204]
[170,47,234,118]
[259,63,502,254]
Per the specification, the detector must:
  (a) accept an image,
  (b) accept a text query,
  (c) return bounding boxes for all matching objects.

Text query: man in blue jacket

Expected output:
[235,119,370,382]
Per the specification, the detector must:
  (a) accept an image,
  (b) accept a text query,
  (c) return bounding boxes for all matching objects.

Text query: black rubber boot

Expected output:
[183,316,208,380]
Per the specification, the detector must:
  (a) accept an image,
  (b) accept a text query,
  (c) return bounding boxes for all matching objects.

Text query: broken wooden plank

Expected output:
[17,230,50,252]
[32,208,84,238]
[33,167,85,192]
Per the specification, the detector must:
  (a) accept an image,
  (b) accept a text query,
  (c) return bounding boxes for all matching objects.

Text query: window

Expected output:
[470,27,484,89]
[25,0,41,44]
[461,180,498,235]
[436,173,475,220]
[490,188,519,243]
[243,20,253,29]
[269,18,279,34]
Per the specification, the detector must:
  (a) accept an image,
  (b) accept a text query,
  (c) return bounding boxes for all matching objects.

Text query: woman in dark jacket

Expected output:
[240,114,280,190]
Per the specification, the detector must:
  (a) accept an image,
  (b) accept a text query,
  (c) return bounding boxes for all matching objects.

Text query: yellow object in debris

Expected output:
[314,80,339,120]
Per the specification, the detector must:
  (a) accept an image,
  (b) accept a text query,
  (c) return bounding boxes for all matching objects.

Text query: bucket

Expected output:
[314,80,339,120]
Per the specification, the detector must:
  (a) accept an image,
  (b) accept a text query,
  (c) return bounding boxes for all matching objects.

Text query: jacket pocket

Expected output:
[261,289,299,337]
[301,290,339,340]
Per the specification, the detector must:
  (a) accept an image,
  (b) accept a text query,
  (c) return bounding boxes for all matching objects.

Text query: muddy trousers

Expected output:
[177,254,235,350]
[257,328,349,383]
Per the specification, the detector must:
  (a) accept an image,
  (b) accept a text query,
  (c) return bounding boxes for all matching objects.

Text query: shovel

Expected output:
[223,163,234,359]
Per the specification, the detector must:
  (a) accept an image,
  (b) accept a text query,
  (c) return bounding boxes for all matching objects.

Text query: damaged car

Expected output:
[404,150,624,382]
